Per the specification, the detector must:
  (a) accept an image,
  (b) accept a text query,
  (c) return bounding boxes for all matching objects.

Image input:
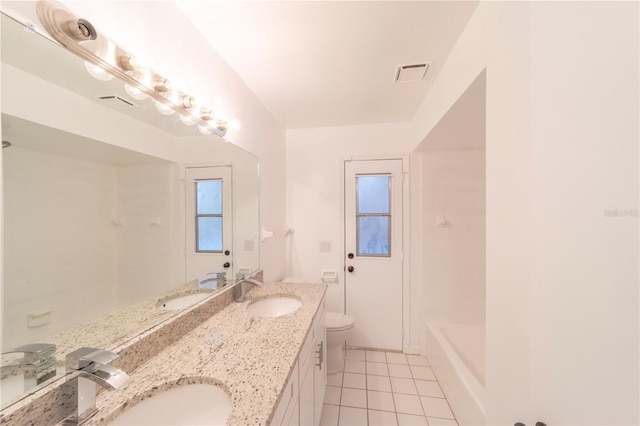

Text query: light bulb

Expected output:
[155,101,175,116]
[84,61,113,81]
[118,54,137,71]
[198,125,212,135]
[153,77,171,93]
[124,84,147,100]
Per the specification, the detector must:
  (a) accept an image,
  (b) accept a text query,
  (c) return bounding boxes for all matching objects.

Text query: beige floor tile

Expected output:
[414,380,444,398]
[397,413,429,425]
[339,407,368,426]
[327,372,343,387]
[345,349,366,361]
[344,359,366,374]
[390,377,418,395]
[393,393,424,416]
[367,361,390,376]
[420,396,455,419]
[410,365,436,381]
[386,352,408,365]
[324,386,342,405]
[320,404,340,426]
[368,409,399,425]
[388,364,413,378]
[341,387,367,409]
[367,390,395,412]
[325,385,342,405]
[343,373,366,390]
[426,417,458,426]
[406,354,430,366]
[367,375,392,392]
[366,350,387,362]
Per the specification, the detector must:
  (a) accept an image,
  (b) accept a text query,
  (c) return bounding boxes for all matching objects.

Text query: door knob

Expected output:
[223,262,230,268]
[347,253,354,259]
[347,266,354,273]
[224,250,230,256]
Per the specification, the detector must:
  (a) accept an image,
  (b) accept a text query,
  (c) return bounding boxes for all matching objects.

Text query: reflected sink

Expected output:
[158,293,211,311]
[110,384,231,425]
[246,297,302,318]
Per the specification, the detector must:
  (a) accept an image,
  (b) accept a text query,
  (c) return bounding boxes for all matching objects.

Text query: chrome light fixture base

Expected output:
[36,0,232,138]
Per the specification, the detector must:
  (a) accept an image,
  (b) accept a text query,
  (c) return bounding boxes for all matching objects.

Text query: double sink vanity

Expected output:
[0,279,327,425]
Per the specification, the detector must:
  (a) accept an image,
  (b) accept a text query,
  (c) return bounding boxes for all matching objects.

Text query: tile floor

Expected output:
[320,349,458,426]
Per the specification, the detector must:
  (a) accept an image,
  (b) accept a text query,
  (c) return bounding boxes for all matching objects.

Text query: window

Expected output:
[356,174,391,256]
[195,179,223,252]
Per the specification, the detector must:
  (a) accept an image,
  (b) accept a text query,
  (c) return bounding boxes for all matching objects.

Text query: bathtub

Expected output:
[425,322,485,425]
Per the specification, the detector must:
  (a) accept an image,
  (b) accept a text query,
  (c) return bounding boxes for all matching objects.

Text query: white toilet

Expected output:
[282,277,355,374]
[325,312,355,374]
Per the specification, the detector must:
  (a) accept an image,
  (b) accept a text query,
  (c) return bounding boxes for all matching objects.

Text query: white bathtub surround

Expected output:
[425,323,484,425]
[320,348,458,426]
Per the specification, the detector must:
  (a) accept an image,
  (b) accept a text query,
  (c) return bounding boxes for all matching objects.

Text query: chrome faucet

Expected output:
[198,271,227,289]
[234,273,262,302]
[64,347,130,425]
[1,343,57,386]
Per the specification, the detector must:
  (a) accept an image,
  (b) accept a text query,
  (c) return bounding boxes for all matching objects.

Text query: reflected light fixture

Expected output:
[36,0,236,138]
[84,61,113,81]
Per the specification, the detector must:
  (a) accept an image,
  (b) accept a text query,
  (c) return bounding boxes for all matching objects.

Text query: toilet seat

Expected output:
[326,312,355,332]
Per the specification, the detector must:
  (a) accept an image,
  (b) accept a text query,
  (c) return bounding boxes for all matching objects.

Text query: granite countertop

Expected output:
[86,281,327,426]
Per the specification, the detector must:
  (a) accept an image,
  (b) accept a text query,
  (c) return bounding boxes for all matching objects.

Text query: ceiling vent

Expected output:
[98,95,136,110]
[395,63,430,83]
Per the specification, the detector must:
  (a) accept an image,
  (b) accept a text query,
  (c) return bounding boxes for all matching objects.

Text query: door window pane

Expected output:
[357,216,390,255]
[197,180,222,214]
[195,179,223,253]
[355,174,392,257]
[357,175,389,214]
[197,217,222,251]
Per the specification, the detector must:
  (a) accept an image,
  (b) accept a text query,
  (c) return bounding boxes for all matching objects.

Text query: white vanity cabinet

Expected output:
[271,297,326,426]
[271,361,299,426]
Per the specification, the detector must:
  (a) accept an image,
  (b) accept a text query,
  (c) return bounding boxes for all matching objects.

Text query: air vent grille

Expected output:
[395,63,430,83]
[98,95,135,109]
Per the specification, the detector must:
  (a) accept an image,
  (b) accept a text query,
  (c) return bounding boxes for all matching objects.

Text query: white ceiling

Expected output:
[175,1,479,129]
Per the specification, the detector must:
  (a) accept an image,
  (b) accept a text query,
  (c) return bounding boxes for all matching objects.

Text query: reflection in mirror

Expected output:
[1,11,259,409]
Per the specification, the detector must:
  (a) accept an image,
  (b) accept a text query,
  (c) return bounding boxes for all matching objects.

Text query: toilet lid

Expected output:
[326,312,355,331]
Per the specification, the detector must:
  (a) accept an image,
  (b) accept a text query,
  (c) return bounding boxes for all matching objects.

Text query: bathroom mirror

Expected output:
[0,12,259,408]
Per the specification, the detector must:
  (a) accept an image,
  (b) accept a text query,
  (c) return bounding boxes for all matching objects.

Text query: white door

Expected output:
[344,159,403,351]
[185,166,233,282]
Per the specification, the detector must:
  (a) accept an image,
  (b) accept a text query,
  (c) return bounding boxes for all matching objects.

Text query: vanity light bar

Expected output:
[36,0,235,138]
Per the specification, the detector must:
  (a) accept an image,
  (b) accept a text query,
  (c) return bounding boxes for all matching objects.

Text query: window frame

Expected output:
[194,179,223,253]
[355,173,392,258]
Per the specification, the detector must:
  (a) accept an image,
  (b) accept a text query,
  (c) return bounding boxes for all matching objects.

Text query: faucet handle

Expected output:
[66,347,118,370]
[3,343,56,365]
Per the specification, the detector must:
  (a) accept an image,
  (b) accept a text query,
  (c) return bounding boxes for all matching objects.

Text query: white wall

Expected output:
[419,149,485,327]
[286,122,414,313]
[529,2,639,423]
[115,163,178,305]
[410,1,638,424]
[2,146,117,348]
[1,144,182,348]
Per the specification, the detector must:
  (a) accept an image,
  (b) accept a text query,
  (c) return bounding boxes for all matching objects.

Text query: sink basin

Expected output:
[246,297,302,318]
[158,293,211,311]
[109,384,231,425]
